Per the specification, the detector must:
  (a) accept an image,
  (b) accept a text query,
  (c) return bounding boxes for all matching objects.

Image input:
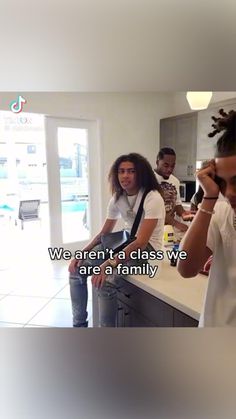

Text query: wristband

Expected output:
[198,204,215,215]
[203,196,218,200]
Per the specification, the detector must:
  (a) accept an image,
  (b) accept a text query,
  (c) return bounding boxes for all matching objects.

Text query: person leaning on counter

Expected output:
[69,152,165,327]
[178,108,236,327]
[154,147,194,234]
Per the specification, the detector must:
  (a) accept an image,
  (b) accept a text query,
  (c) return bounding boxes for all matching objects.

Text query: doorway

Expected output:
[45,116,102,254]
[0,111,102,264]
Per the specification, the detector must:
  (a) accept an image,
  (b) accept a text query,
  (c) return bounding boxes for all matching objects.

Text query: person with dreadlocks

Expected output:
[178,108,236,326]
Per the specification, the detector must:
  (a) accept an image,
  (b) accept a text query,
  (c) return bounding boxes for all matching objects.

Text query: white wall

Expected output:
[0,92,174,218]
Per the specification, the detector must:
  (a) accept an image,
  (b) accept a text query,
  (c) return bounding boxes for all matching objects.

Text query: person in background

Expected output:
[154,147,193,233]
[190,186,204,212]
[190,160,226,212]
[178,109,236,326]
[69,153,165,327]
[190,161,210,212]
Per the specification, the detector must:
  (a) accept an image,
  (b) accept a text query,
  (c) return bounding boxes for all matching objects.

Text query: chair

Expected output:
[17,199,41,230]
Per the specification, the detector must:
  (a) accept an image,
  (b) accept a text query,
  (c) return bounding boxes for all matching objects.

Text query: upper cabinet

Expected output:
[160,112,197,181]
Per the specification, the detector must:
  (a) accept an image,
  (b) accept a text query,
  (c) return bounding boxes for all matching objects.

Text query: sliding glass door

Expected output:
[45,117,102,253]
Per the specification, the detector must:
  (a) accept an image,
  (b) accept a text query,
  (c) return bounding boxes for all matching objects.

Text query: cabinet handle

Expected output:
[124,312,130,316]
[117,306,123,311]
[118,289,131,298]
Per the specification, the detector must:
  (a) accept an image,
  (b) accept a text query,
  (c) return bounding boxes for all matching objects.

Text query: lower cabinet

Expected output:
[173,308,198,327]
[117,299,155,327]
[92,278,199,327]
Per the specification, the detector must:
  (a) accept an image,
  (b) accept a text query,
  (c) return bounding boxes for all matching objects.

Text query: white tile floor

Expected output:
[0,219,93,328]
[0,265,93,327]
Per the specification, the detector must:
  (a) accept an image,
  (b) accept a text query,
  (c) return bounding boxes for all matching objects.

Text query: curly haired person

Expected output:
[69,153,165,327]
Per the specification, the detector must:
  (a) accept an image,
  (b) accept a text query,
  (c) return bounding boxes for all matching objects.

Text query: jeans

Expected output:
[69,243,153,327]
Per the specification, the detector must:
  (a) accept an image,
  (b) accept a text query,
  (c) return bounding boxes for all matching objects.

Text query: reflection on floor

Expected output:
[0,219,93,328]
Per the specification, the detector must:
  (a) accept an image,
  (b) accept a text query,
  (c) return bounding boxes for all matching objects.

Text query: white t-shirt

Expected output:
[154,172,182,214]
[107,189,165,251]
[199,201,236,327]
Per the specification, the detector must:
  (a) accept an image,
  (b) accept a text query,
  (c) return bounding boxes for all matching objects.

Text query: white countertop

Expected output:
[124,253,208,321]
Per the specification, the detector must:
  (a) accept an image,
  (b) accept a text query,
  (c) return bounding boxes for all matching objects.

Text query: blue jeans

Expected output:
[69,243,153,327]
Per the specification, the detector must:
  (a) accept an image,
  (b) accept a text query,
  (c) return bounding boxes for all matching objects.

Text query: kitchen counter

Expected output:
[122,253,208,321]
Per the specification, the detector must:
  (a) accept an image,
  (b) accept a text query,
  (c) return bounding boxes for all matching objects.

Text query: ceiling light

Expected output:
[186,92,212,110]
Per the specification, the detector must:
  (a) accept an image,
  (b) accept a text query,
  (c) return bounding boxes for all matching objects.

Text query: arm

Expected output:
[177,207,213,277]
[165,210,188,232]
[92,218,158,288]
[175,204,185,217]
[177,160,219,278]
[114,218,157,263]
[176,204,195,221]
[68,218,117,273]
[82,218,117,252]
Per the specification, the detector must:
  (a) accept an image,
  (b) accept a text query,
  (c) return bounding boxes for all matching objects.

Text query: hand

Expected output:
[68,258,83,274]
[182,211,195,221]
[196,160,220,197]
[177,223,188,232]
[174,220,188,232]
[91,261,108,289]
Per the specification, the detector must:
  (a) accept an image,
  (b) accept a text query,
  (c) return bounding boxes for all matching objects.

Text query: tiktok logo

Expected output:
[10,95,27,113]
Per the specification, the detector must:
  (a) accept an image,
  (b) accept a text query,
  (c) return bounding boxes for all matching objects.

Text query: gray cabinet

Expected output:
[117,299,153,327]
[116,279,173,327]
[173,309,198,327]
[92,278,198,327]
[160,115,176,151]
[160,112,197,181]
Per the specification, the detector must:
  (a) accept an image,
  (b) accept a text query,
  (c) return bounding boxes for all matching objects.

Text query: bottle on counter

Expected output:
[170,243,179,267]
[163,225,175,246]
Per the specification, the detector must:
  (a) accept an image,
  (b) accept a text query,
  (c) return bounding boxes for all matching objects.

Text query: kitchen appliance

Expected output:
[179,181,196,202]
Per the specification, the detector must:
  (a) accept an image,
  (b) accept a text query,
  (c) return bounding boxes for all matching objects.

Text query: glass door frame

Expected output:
[45,116,102,252]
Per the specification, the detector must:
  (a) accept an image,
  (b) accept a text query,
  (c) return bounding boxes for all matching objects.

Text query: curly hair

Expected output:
[208,108,236,157]
[108,153,163,201]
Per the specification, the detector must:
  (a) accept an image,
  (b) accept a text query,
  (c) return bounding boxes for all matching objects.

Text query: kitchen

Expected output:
[0,91,236,327]
[90,92,236,328]
[2,3,236,418]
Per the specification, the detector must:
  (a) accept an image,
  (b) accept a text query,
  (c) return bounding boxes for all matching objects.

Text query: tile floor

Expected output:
[0,220,93,328]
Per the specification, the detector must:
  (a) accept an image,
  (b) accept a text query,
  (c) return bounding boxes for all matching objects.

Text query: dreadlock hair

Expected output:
[108,153,163,201]
[208,108,236,157]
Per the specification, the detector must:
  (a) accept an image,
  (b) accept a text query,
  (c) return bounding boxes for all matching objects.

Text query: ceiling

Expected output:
[0,0,236,91]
